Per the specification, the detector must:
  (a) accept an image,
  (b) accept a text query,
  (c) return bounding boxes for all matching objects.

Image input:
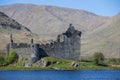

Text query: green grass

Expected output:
[0,57,117,70]
[79,61,111,70]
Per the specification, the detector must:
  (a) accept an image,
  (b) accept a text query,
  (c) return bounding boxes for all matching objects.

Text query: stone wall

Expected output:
[8,24,82,61]
[40,24,82,60]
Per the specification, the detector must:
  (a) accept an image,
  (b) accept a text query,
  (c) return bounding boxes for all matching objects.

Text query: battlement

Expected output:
[63,24,81,38]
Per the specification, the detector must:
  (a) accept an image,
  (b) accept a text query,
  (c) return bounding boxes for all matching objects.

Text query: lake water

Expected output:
[0,70,120,80]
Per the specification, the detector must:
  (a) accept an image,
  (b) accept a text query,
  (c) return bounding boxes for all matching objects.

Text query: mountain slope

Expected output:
[82,14,120,58]
[0,11,40,52]
[0,4,120,58]
[0,4,110,39]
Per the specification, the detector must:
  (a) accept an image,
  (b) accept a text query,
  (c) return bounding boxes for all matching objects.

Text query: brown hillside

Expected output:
[0,4,120,58]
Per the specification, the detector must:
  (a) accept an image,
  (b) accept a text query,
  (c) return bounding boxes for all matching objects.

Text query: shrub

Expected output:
[0,55,5,66]
[7,51,19,64]
[108,58,117,64]
[93,52,105,65]
[108,58,120,65]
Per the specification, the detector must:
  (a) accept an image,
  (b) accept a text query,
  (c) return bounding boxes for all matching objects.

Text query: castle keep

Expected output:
[41,24,82,60]
[8,24,82,62]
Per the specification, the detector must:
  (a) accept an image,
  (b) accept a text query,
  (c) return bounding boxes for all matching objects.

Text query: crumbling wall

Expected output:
[8,24,82,61]
[40,24,82,60]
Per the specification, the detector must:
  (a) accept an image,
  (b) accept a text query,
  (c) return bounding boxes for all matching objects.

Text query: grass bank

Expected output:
[0,57,116,70]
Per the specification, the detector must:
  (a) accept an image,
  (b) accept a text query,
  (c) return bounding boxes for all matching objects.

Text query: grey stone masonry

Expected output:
[40,24,82,60]
[7,24,82,62]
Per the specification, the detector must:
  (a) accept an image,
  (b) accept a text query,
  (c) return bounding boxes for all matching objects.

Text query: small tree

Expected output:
[7,51,19,64]
[93,52,105,65]
[108,58,117,64]
[0,55,5,66]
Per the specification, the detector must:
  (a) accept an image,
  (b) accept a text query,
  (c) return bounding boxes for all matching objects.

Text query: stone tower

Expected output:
[63,24,82,60]
[43,24,82,60]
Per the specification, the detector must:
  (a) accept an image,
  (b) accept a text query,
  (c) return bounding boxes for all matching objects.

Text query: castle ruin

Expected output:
[7,24,82,62]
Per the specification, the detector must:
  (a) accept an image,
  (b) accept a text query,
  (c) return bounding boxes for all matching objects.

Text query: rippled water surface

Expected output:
[0,70,120,80]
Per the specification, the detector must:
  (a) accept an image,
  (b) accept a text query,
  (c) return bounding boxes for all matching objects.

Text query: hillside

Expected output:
[82,14,120,58]
[0,11,40,53]
[0,4,120,58]
[0,4,110,39]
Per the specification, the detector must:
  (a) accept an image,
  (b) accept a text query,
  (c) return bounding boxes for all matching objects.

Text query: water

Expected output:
[0,70,120,80]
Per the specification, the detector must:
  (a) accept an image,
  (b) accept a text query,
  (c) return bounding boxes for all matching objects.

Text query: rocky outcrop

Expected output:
[71,61,79,67]
[0,11,30,31]
[41,59,53,67]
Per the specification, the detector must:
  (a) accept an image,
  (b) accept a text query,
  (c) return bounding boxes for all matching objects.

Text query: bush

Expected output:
[7,51,19,64]
[108,58,120,65]
[93,52,105,65]
[0,55,6,66]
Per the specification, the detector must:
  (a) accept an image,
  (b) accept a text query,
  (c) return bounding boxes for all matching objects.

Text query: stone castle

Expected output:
[7,24,82,62]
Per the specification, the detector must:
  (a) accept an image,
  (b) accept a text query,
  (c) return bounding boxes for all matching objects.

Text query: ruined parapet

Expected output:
[57,34,64,43]
[8,34,35,59]
[7,35,41,65]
